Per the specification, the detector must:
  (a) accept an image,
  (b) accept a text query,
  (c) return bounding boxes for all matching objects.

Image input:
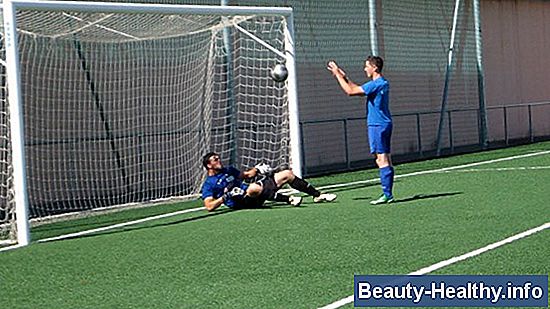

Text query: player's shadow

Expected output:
[352,191,462,202]
[392,191,463,203]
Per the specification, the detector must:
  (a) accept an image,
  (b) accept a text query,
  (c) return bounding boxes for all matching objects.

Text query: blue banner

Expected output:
[354,275,548,307]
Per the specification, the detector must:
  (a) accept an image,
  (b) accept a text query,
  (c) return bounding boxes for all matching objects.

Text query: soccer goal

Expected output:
[1,0,301,247]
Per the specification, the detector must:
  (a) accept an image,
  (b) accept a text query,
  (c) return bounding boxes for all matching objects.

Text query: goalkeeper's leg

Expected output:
[274,170,337,203]
[247,177,298,206]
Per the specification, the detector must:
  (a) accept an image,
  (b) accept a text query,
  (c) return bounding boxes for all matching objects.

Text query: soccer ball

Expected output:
[270,63,288,82]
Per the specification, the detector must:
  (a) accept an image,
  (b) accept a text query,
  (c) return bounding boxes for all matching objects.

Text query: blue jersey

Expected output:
[201,166,249,208]
[361,77,392,125]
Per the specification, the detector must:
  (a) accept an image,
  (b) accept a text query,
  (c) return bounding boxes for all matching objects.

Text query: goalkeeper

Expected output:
[201,152,336,211]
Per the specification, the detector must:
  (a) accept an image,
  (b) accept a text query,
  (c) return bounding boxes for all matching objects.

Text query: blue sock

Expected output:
[379,166,394,198]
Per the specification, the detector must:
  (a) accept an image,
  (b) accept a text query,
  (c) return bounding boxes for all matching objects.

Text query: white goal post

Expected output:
[2,0,301,247]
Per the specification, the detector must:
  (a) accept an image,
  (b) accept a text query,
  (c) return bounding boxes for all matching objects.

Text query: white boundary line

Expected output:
[2,149,549,251]
[439,166,550,173]
[0,243,25,252]
[318,149,550,191]
[318,221,550,309]
[36,207,206,243]
[0,207,206,252]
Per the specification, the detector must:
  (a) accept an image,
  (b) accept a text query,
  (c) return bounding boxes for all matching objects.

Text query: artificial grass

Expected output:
[1,142,549,309]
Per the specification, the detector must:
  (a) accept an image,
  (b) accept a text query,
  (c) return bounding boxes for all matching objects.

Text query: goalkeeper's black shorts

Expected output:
[234,175,278,209]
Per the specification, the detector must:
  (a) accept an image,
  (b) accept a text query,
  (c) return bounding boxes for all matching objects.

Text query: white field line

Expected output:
[318,221,550,309]
[36,207,205,243]
[0,243,25,252]
[316,150,550,191]
[2,149,549,250]
[439,166,550,173]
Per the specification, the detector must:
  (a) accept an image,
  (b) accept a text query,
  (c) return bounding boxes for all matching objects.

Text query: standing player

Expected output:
[201,152,337,211]
[327,56,395,204]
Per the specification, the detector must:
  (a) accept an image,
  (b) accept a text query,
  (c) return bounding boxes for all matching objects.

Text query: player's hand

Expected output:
[223,186,245,201]
[327,60,345,77]
[254,163,273,175]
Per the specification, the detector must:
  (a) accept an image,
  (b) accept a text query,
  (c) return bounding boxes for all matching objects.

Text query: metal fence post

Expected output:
[528,104,533,142]
[448,111,454,152]
[343,119,350,169]
[416,113,423,157]
[503,107,508,145]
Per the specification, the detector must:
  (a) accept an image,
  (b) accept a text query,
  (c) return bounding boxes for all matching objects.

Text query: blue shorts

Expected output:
[368,124,392,154]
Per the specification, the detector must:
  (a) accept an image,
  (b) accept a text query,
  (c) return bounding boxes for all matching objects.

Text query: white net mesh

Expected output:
[7,7,291,222]
[1,30,16,243]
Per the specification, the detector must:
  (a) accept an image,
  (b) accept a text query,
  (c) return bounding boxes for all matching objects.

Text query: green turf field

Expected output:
[1,142,549,309]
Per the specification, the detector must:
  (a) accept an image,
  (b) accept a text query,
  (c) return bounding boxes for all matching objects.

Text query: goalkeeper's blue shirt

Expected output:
[201,166,249,208]
[361,77,392,125]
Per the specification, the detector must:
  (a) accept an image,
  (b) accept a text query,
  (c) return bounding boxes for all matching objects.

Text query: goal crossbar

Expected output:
[5,0,293,16]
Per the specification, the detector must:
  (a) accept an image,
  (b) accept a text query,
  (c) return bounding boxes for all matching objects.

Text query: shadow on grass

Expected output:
[393,192,463,204]
[40,200,316,242]
[37,183,388,242]
[352,191,463,203]
[35,182,379,238]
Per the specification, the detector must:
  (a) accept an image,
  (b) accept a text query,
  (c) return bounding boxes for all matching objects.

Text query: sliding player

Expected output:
[201,152,337,211]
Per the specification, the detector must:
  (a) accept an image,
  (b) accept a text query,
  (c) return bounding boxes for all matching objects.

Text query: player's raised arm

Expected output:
[327,60,365,96]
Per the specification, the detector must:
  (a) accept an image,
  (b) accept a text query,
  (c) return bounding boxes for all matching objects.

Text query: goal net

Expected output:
[1,28,16,244]
[1,1,299,245]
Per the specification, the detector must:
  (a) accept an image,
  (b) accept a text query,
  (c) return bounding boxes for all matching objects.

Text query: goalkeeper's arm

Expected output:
[238,163,273,179]
[204,186,245,212]
[204,196,224,212]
